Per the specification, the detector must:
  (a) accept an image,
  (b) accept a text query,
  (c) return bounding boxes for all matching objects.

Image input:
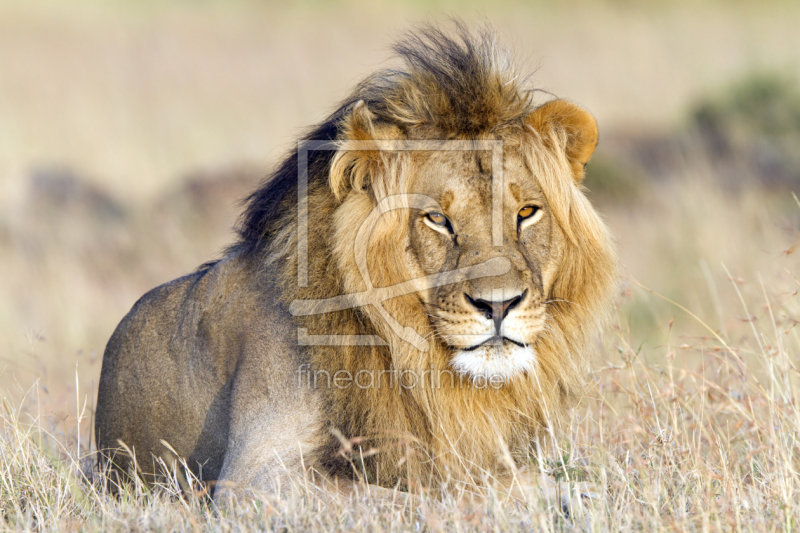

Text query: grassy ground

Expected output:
[2,222,799,530]
[1,1,799,530]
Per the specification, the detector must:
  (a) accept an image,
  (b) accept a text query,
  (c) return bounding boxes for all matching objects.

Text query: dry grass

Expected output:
[2,206,798,529]
[1,0,800,530]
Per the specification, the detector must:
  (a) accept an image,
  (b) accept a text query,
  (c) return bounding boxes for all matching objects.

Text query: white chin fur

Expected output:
[451,344,536,383]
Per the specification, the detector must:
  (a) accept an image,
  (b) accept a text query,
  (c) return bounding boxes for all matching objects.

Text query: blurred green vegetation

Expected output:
[690,71,800,186]
[693,72,800,140]
[583,156,644,202]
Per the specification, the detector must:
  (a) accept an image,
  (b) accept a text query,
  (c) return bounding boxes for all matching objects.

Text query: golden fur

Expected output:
[95,24,617,496]
[263,26,616,487]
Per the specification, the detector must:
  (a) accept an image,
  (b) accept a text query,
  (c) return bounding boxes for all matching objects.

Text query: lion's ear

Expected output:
[345,100,381,142]
[331,101,404,200]
[526,100,598,183]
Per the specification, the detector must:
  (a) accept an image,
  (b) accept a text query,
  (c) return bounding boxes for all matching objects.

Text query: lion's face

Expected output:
[330,98,608,388]
[406,148,565,382]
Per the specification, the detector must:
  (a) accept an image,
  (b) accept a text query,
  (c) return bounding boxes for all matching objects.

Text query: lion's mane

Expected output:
[224,24,617,488]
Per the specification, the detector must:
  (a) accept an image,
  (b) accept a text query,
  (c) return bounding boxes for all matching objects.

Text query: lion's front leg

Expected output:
[213,382,326,503]
[212,328,327,504]
[214,427,320,504]
[214,437,415,508]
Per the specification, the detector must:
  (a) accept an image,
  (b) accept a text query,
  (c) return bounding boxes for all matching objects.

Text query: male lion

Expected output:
[95,25,617,502]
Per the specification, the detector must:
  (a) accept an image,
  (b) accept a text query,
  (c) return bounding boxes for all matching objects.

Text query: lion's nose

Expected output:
[464,290,527,335]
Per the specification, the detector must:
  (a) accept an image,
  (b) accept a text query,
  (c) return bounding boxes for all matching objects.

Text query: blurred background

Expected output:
[1,0,798,435]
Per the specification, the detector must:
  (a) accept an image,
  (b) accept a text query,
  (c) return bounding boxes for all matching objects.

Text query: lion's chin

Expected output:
[450,344,536,384]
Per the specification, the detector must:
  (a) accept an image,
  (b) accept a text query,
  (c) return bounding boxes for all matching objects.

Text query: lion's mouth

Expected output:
[462,336,526,351]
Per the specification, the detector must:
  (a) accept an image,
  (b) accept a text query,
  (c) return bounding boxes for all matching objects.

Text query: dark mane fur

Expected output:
[231,23,535,258]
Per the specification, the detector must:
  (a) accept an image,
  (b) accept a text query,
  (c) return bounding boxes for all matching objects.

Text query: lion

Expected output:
[95,25,617,503]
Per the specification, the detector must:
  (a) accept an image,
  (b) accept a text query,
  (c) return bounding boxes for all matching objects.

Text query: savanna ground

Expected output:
[1,0,799,530]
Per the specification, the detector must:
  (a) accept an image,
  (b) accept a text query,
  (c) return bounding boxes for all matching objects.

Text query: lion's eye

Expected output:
[518,205,543,232]
[427,212,448,226]
[424,212,454,235]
